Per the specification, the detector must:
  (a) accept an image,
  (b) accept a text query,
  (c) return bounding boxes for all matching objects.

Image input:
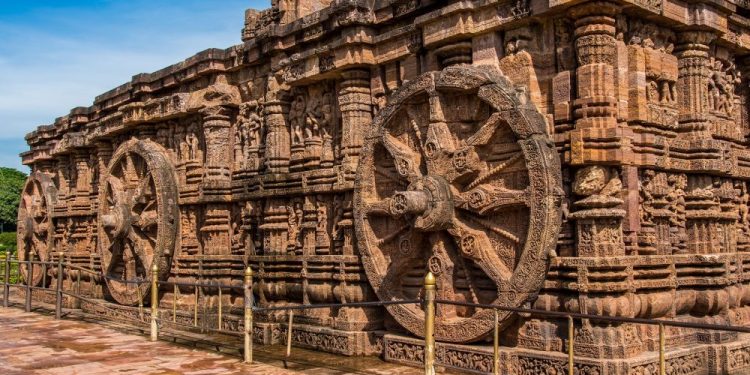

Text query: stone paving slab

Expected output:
[0,307,297,375]
[0,306,428,375]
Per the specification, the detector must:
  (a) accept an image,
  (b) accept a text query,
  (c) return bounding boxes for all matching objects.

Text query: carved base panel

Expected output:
[382,333,750,375]
[254,321,380,356]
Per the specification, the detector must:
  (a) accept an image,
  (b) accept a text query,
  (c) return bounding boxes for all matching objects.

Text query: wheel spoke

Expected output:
[426,233,459,319]
[448,217,512,284]
[465,153,523,191]
[456,185,529,216]
[383,133,423,182]
[465,112,503,147]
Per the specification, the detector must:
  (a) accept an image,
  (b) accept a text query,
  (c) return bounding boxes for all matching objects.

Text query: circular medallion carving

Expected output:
[354,66,563,343]
[17,171,57,286]
[98,139,178,306]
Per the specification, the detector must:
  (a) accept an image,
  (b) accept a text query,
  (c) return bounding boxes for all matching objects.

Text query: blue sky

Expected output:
[0,0,270,173]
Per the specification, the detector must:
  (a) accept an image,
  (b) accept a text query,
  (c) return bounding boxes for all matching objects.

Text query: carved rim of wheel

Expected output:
[17,171,57,286]
[354,66,563,343]
[98,139,178,306]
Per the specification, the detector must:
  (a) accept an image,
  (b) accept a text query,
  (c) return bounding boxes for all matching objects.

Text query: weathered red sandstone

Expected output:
[17,0,750,373]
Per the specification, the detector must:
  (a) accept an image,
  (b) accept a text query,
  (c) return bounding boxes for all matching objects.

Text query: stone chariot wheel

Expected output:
[17,171,57,286]
[99,139,178,306]
[354,66,563,343]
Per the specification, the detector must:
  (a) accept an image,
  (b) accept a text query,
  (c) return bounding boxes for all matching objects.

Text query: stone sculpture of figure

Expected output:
[289,95,306,145]
[646,80,659,103]
[708,59,727,113]
[738,182,750,233]
[186,124,201,161]
[331,196,345,240]
[640,170,656,225]
[318,94,333,139]
[175,126,187,160]
[235,105,250,166]
[246,101,262,148]
[287,202,303,251]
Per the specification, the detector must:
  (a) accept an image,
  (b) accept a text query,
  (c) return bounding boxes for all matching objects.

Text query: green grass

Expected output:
[0,232,19,283]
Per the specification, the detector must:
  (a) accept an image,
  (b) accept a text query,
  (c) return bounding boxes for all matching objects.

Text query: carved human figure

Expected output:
[289,95,306,145]
[246,101,263,148]
[287,202,302,251]
[738,182,750,235]
[186,124,201,161]
[640,170,656,226]
[331,196,345,241]
[234,114,248,167]
[646,80,659,103]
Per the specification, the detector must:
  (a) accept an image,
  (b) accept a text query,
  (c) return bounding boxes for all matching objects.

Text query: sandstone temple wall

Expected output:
[17,0,750,373]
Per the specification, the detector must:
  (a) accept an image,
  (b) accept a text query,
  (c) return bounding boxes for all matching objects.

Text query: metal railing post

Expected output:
[659,323,666,375]
[172,283,177,323]
[137,281,144,321]
[150,263,159,342]
[286,309,294,357]
[193,287,199,327]
[568,316,574,375]
[493,309,500,375]
[25,253,33,312]
[244,267,253,364]
[3,250,10,307]
[55,252,64,319]
[218,285,223,330]
[424,272,436,375]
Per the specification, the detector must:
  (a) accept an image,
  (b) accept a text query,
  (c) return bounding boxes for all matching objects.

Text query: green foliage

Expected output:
[0,168,26,230]
[0,232,17,255]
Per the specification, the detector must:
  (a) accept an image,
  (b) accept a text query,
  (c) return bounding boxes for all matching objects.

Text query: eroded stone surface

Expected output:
[0,307,295,375]
[16,0,750,373]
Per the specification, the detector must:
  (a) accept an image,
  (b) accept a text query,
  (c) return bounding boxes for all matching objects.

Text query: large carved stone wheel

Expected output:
[17,171,57,286]
[354,66,562,343]
[99,139,178,306]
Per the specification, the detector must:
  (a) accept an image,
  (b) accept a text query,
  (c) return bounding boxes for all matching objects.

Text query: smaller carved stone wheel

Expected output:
[17,171,57,286]
[354,66,562,343]
[99,139,178,306]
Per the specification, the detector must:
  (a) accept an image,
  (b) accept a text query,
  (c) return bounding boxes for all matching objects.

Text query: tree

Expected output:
[0,167,27,232]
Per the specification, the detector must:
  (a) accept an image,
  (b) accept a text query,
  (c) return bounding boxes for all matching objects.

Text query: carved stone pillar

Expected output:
[201,106,232,183]
[259,198,290,255]
[435,41,473,68]
[569,166,626,257]
[675,31,717,138]
[338,69,372,170]
[73,150,91,202]
[200,204,232,255]
[57,157,71,203]
[569,2,619,130]
[95,142,112,184]
[264,70,291,173]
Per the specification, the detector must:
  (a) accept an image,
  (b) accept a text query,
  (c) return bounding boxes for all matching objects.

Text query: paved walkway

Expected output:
[0,306,425,375]
[0,307,296,375]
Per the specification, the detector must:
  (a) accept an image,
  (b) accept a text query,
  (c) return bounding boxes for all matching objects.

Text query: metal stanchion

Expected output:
[286,309,294,357]
[137,281,144,321]
[3,251,10,307]
[423,272,436,375]
[173,283,177,323]
[194,287,199,327]
[244,267,253,364]
[55,253,64,319]
[25,253,33,312]
[41,262,47,289]
[493,309,500,375]
[659,323,666,375]
[218,285,223,330]
[150,263,159,342]
[568,316,574,375]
